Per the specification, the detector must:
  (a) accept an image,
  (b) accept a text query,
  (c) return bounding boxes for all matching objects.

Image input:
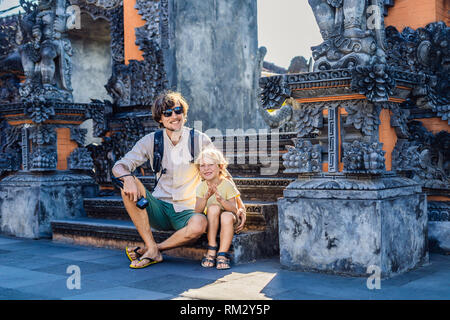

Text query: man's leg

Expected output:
[157,213,207,252]
[121,178,162,266]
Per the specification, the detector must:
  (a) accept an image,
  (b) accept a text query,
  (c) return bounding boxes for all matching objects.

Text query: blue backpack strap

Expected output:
[153,129,164,174]
[189,128,201,162]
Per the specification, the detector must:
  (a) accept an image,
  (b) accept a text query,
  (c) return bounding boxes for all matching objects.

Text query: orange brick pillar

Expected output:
[123,0,146,64]
[56,128,78,170]
[378,109,397,171]
[385,0,449,30]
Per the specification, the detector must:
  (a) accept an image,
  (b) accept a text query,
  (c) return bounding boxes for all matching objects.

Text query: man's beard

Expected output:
[165,120,184,132]
[165,125,183,132]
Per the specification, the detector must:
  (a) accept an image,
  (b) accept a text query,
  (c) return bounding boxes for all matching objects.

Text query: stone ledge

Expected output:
[283,177,422,200]
[51,217,278,263]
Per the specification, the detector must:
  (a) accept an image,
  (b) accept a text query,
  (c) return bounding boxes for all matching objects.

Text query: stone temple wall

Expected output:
[166,0,265,132]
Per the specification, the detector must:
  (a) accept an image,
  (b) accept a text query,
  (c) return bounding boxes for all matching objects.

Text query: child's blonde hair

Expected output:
[195,148,229,179]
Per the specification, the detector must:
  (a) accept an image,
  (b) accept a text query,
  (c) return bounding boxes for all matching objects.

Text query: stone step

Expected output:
[232,176,294,201]
[51,207,279,264]
[138,176,294,202]
[83,196,274,231]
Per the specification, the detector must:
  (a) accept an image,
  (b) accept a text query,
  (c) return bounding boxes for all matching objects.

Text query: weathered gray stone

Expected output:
[167,0,264,131]
[69,14,112,104]
[232,203,279,263]
[0,172,98,238]
[428,221,450,253]
[278,177,429,278]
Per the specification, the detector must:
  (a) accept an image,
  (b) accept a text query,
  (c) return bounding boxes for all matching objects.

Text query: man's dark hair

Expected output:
[152,91,189,126]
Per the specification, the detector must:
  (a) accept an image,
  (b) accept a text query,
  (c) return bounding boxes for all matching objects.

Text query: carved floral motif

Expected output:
[282,139,322,173]
[343,140,386,173]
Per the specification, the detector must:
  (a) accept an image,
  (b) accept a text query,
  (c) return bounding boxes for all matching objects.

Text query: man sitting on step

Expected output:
[112,91,246,268]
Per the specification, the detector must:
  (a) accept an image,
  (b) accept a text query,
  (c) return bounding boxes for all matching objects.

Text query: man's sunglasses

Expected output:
[162,106,184,117]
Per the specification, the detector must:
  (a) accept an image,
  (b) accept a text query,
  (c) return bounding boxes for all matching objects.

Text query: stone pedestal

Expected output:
[0,172,98,238]
[278,176,429,278]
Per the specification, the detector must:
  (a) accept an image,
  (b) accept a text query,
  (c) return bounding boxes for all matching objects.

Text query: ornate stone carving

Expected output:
[428,201,450,222]
[87,116,152,184]
[292,101,325,138]
[0,119,22,175]
[389,102,410,139]
[0,15,20,59]
[385,22,449,123]
[29,125,56,145]
[327,105,339,172]
[30,147,57,171]
[84,0,121,9]
[386,22,449,75]
[343,99,380,136]
[258,103,293,130]
[68,147,93,170]
[135,0,161,46]
[282,139,322,173]
[414,148,449,189]
[406,121,449,190]
[392,140,420,172]
[351,57,396,103]
[286,175,418,191]
[17,0,73,102]
[308,0,385,70]
[343,140,386,173]
[70,127,87,146]
[104,0,168,106]
[0,74,21,104]
[85,100,112,137]
[259,75,291,109]
[86,137,114,184]
[105,64,130,105]
[21,126,30,171]
[23,98,56,124]
[109,5,124,64]
[287,69,353,88]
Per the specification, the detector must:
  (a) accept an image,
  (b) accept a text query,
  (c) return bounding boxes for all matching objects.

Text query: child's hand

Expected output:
[205,182,217,199]
[214,191,224,204]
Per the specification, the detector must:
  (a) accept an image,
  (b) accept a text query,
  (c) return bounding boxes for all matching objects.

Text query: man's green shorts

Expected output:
[144,189,204,231]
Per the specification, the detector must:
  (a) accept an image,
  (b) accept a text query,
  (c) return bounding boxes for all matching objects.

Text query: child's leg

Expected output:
[202,205,221,267]
[217,211,236,269]
[206,205,221,247]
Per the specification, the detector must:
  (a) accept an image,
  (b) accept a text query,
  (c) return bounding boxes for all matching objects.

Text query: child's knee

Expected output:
[220,212,235,226]
[207,204,221,216]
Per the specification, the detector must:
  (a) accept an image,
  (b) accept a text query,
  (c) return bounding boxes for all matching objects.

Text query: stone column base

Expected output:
[0,172,98,239]
[278,176,429,278]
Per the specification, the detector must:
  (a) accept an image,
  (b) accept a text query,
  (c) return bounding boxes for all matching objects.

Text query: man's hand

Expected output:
[235,207,246,234]
[122,176,140,203]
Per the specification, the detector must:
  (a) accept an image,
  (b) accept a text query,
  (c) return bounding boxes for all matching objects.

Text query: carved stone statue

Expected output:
[17,0,73,102]
[308,0,385,70]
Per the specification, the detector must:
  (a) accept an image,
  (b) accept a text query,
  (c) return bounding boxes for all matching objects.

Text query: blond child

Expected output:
[194,148,242,269]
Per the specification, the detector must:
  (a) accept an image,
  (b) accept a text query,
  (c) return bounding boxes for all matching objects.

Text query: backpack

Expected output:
[152,128,200,188]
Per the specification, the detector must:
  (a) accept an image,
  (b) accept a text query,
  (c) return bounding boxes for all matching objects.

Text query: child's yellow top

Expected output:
[196,178,240,212]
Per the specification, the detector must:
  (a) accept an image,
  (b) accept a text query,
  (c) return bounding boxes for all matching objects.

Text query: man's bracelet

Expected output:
[117,174,135,180]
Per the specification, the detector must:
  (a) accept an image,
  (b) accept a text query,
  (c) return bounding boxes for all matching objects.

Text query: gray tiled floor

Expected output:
[0,234,448,300]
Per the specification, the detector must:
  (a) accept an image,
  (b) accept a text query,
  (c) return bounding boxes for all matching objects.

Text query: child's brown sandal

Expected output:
[216,252,232,270]
[201,245,218,268]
